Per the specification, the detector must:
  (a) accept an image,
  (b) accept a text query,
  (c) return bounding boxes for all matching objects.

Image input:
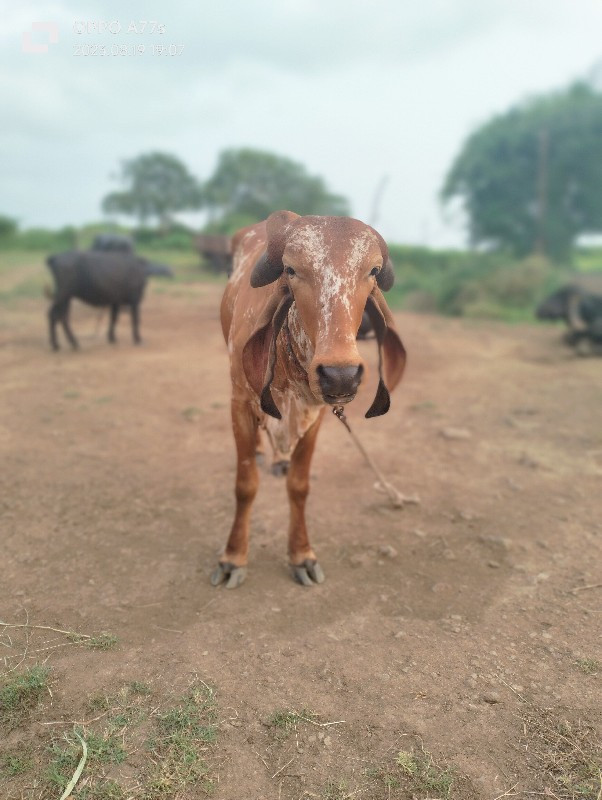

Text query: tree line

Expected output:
[2,78,601,264]
[102,79,602,263]
[101,148,349,235]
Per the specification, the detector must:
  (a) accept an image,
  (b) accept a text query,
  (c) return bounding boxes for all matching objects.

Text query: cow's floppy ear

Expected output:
[363,289,406,418]
[250,210,300,288]
[242,290,293,419]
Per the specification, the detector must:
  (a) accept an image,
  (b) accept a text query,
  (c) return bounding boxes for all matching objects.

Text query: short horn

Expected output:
[376,257,395,291]
[250,251,282,288]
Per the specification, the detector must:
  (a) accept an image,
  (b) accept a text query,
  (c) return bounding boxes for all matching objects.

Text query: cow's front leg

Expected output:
[287,410,325,586]
[211,399,259,589]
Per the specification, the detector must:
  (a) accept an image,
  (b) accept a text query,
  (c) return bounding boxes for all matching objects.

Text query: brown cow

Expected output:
[213,211,406,588]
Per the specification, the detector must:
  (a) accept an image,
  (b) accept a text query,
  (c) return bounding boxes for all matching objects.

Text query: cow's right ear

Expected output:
[242,289,293,419]
[250,210,300,287]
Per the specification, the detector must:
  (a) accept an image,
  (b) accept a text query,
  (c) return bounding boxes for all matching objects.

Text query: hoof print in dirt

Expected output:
[271,459,290,476]
[210,562,247,589]
[291,559,325,586]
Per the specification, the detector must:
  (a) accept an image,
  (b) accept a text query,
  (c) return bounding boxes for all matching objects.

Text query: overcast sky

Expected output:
[2,0,602,246]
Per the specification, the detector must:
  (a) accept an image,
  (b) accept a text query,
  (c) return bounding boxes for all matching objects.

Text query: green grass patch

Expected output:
[75,779,125,799]
[46,727,127,790]
[2,677,217,800]
[0,750,33,777]
[85,633,118,650]
[145,682,218,797]
[0,664,50,726]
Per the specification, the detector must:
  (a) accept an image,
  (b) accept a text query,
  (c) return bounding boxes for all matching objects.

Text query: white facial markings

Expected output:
[287,223,378,339]
[347,229,377,272]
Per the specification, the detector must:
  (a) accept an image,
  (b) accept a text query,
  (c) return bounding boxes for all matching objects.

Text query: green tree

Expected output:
[0,215,18,238]
[102,152,202,228]
[441,83,602,261]
[202,148,349,232]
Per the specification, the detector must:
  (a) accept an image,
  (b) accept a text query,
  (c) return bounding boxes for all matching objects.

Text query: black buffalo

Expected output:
[46,251,172,350]
[536,284,602,350]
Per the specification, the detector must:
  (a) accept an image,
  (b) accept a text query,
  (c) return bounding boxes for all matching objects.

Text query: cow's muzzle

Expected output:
[317,364,364,404]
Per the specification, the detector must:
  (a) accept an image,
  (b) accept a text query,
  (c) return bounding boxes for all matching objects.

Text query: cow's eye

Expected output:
[285,266,296,276]
[370,266,380,277]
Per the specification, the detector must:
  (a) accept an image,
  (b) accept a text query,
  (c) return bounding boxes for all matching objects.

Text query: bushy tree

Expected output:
[442,83,602,261]
[202,148,349,232]
[0,215,18,238]
[103,152,202,227]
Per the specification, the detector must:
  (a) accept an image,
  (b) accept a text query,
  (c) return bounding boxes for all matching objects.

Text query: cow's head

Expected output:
[246,211,406,418]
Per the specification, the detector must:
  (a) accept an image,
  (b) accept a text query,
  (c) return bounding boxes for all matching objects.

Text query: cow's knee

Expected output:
[235,472,259,504]
[287,474,309,503]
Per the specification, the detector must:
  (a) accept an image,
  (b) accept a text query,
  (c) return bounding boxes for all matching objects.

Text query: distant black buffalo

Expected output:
[536,283,602,350]
[46,251,172,350]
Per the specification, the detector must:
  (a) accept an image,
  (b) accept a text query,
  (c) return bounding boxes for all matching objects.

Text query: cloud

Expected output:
[2,0,602,244]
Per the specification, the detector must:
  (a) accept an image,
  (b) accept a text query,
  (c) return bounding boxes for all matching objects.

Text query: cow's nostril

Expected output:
[317,364,363,402]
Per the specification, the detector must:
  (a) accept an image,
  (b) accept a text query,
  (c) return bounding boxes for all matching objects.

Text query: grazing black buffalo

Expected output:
[46,251,172,350]
[536,284,602,350]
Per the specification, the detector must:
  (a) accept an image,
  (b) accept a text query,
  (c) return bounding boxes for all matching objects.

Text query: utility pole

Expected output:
[535,128,549,256]
[369,175,389,228]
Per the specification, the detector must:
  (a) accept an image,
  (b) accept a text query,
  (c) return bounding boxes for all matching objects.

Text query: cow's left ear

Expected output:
[250,210,300,288]
[363,289,406,418]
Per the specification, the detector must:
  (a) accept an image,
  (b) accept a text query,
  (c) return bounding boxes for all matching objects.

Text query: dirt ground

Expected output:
[1,280,601,799]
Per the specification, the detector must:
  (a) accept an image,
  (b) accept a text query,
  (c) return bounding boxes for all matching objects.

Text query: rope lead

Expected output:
[332,405,415,509]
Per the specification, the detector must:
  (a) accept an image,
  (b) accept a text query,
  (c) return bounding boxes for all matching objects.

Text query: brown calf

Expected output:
[213,211,406,588]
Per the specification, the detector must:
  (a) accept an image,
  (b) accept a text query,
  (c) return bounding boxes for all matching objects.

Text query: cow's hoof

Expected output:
[210,562,247,589]
[291,559,325,586]
[271,460,290,477]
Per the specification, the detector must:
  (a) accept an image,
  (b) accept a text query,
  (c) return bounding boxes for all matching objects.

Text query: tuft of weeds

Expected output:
[182,406,202,421]
[144,681,218,797]
[76,780,125,799]
[46,727,127,790]
[367,748,455,798]
[322,778,349,799]
[87,692,112,712]
[520,707,601,799]
[129,680,151,695]
[0,751,33,777]
[0,664,50,726]
[268,708,318,733]
[86,633,118,650]
[575,658,600,676]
